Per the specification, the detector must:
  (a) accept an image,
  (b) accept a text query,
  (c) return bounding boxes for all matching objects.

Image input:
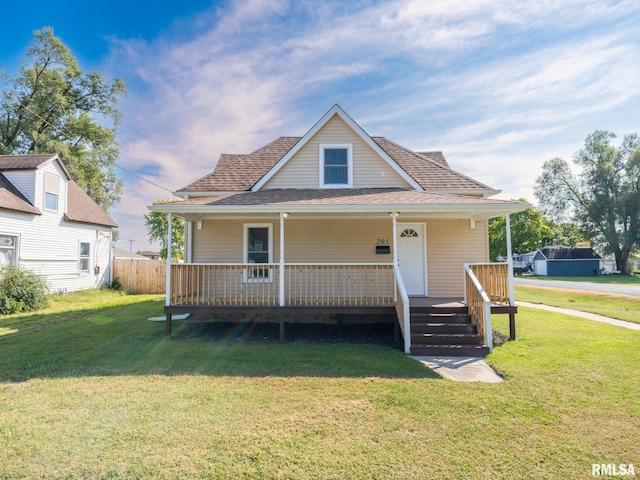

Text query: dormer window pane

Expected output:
[44,173,59,212]
[324,149,348,184]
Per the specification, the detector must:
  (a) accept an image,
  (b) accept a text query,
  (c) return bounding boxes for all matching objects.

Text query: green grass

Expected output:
[516,285,640,324]
[521,274,640,285]
[1,291,639,479]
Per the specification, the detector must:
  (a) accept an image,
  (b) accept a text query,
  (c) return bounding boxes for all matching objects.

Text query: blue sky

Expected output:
[2,0,639,251]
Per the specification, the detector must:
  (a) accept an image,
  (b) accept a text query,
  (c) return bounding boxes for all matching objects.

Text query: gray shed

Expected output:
[533,246,602,276]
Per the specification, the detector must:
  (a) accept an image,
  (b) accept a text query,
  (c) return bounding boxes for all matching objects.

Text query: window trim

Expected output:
[243,223,273,282]
[319,143,353,188]
[79,242,91,272]
[0,233,19,266]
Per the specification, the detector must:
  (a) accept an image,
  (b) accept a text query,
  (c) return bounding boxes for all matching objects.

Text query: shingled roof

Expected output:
[0,154,117,227]
[178,138,300,192]
[0,153,71,178]
[177,136,493,195]
[538,246,601,260]
[0,173,42,215]
[64,180,118,228]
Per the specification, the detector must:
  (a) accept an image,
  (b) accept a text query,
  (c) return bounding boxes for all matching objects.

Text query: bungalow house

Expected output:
[0,154,117,292]
[533,246,602,276]
[150,105,528,355]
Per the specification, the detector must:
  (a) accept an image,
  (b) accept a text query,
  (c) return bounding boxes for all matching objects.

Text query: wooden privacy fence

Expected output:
[113,259,166,294]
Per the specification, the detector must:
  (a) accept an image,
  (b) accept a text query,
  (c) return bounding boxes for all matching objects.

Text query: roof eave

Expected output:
[149,201,528,220]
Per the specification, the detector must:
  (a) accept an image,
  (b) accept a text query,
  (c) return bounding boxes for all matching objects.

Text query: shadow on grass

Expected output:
[0,300,440,382]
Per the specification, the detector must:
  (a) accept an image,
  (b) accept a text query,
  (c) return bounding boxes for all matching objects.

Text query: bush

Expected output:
[0,265,48,315]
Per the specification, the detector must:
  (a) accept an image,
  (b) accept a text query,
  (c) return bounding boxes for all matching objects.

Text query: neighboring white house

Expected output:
[0,154,117,292]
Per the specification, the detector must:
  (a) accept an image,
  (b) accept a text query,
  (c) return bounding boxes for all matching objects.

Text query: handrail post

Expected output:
[505,214,515,307]
[279,213,286,307]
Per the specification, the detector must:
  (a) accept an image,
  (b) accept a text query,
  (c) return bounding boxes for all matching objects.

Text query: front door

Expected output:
[397,223,427,296]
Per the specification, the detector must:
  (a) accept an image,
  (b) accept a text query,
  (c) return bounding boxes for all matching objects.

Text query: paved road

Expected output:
[514,277,640,297]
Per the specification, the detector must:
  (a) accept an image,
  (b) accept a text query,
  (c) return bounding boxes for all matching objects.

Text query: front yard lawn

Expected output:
[1,291,638,479]
[516,285,640,324]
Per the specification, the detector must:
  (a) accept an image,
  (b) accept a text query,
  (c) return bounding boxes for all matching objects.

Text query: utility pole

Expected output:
[128,240,134,252]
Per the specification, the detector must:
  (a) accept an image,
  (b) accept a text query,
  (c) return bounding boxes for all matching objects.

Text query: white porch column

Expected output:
[505,214,515,306]
[279,213,286,306]
[391,212,399,266]
[165,213,173,307]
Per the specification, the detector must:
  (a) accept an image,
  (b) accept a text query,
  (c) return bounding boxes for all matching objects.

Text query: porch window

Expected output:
[44,173,60,211]
[0,234,18,266]
[319,144,352,188]
[244,224,273,281]
[79,242,90,272]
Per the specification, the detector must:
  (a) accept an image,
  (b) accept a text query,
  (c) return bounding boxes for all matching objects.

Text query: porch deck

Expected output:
[162,262,516,354]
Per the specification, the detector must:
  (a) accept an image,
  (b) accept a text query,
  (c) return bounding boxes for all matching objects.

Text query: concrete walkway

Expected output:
[517,301,640,331]
[411,356,503,383]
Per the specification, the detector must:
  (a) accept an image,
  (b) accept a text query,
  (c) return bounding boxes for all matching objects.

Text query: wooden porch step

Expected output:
[411,322,476,334]
[410,312,471,323]
[410,306,468,315]
[411,333,482,345]
[410,344,490,357]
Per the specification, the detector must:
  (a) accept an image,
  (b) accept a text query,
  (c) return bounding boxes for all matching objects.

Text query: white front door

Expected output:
[397,223,427,296]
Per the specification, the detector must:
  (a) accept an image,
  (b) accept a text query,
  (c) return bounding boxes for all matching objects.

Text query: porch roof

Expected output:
[150,188,528,221]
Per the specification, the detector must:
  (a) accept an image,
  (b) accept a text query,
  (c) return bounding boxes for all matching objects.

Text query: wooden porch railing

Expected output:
[170,263,394,307]
[464,264,493,352]
[284,263,394,306]
[468,263,510,305]
[171,263,280,306]
[393,265,411,354]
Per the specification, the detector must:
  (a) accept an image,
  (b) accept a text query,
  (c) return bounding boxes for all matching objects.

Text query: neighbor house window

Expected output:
[79,242,90,272]
[243,224,273,281]
[0,234,18,266]
[44,173,59,211]
[319,144,352,188]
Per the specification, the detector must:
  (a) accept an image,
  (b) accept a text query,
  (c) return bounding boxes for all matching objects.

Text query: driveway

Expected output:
[514,277,640,297]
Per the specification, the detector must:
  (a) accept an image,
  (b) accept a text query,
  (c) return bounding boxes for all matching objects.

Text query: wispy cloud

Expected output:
[106,0,640,249]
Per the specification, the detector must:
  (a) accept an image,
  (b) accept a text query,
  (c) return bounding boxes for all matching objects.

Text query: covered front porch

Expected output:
[156,199,523,356]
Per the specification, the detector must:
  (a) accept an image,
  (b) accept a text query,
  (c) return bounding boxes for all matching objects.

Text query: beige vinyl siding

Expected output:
[193,217,489,298]
[263,115,411,190]
[426,219,489,297]
[193,218,393,263]
[284,219,393,263]
[193,219,281,263]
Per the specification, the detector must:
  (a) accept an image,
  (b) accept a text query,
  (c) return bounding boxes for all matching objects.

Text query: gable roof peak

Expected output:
[251,105,423,192]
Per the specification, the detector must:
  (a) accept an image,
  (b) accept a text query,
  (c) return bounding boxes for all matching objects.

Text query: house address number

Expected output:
[376,238,389,245]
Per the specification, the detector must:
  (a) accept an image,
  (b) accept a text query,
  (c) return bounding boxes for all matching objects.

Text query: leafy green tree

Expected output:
[143,199,185,260]
[0,27,127,211]
[548,222,584,247]
[535,130,640,273]
[489,200,552,261]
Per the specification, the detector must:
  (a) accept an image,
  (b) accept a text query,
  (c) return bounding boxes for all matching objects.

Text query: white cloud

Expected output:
[104,0,640,248]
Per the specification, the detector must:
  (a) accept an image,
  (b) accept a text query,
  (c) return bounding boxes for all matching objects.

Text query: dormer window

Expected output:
[44,173,59,211]
[319,144,352,188]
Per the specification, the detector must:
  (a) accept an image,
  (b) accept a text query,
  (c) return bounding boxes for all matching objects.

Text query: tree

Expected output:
[535,130,640,273]
[489,200,553,261]
[549,222,583,247]
[143,199,185,260]
[0,27,127,211]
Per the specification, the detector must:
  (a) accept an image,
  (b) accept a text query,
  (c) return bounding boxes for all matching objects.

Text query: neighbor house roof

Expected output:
[0,172,42,215]
[537,246,602,260]
[64,180,118,228]
[0,153,71,178]
[0,154,117,228]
